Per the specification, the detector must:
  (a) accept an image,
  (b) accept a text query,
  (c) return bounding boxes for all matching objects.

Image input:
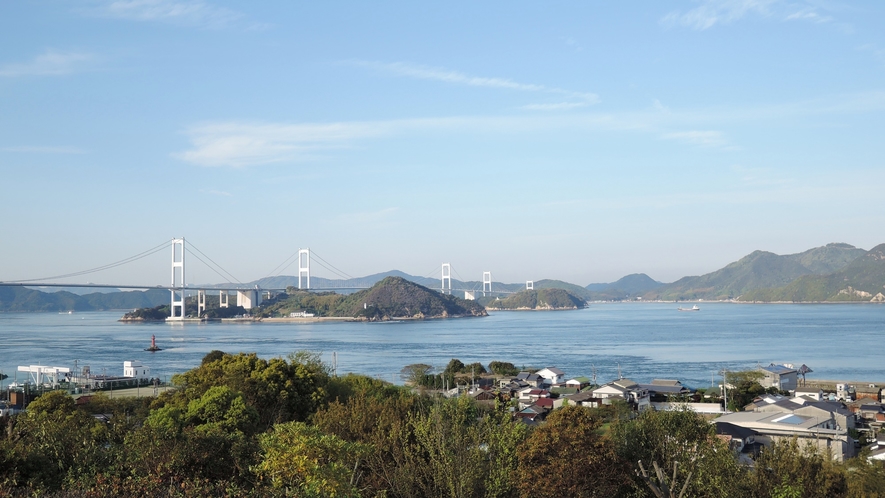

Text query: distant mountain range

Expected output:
[645,243,878,302]
[3,242,883,311]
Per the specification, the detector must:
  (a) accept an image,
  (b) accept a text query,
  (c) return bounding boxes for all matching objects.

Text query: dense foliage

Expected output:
[260,276,487,319]
[1,352,884,497]
[487,288,586,310]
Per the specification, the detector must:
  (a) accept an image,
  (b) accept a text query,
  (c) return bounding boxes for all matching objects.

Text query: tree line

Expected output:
[1,351,885,497]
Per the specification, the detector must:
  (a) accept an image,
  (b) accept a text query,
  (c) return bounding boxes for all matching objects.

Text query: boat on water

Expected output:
[677,305,700,312]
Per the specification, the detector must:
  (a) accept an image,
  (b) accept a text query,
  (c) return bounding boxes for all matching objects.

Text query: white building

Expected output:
[123,361,150,379]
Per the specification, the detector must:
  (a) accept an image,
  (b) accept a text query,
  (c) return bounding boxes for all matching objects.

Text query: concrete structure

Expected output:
[123,361,150,380]
[759,363,798,392]
[237,289,262,309]
[464,290,475,300]
[220,290,229,308]
[526,281,533,290]
[482,271,492,296]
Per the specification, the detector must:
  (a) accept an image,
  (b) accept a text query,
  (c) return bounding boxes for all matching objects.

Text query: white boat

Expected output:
[677,305,700,312]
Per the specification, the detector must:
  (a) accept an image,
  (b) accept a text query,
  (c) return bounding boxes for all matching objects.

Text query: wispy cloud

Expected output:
[91,0,256,29]
[199,188,232,197]
[176,90,885,168]
[0,50,95,77]
[785,8,832,24]
[1,145,87,154]
[175,121,391,167]
[349,60,599,108]
[661,0,776,30]
[662,0,842,30]
[660,130,730,148]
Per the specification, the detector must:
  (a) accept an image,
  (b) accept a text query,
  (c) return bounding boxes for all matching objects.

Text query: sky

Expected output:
[1,1,884,287]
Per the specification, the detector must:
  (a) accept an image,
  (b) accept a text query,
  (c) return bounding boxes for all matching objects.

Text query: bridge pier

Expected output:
[483,271,492,296]
[237,290,262,309]
[526,281,534,290]
[220,291,229,308]
[197,290,206,316]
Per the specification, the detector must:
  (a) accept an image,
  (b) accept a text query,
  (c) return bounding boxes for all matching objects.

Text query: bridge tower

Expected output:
[298,248,310,289]
[441,263,452,294]
[169,238,185,321]
[220,291,229,308]
[526,280,534,290]
[482,272,492,296]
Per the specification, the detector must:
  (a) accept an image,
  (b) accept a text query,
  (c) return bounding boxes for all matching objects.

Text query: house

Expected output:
[535,367,566,386]
[793,387,824,401]
[515,404,548,423]
[592,378,650,412]
[752,397,855,432]
[565,376,591,389]
[713,410,854,461]
[516,371,544,388]
[758,364,798,392]
[715,421,762,458]
[564,391,604,408]
[640,379,692,401]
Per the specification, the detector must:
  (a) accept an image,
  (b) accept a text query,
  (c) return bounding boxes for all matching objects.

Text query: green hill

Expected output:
[584,273,663,300]
[740,243,885,302]
[260,276,487,320]
[0,287,169,312]
[486,288,585,310]
[646,243,866,301]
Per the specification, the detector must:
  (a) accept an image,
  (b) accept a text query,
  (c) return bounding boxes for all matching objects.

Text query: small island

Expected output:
[485,288,586,310]
[120,276,488,322]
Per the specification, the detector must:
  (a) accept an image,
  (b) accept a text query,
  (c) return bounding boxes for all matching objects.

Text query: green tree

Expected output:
[255,421,368,497]
[749,437,848,498]
[610,408,748,497]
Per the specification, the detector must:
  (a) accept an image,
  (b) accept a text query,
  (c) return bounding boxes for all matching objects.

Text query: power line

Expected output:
[6,240,169,283]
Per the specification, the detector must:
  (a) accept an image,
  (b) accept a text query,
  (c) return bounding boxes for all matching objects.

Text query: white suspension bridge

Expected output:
[0,237,537,321]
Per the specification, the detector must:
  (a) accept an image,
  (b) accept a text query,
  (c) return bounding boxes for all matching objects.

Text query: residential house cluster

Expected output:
[466,362,879,463]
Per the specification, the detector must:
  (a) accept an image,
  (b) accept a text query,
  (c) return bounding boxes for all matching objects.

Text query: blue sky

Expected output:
[1,1,884,287]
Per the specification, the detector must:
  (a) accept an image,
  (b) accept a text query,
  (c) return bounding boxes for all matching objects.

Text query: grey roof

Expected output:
[715,421,759,440]
[641,384,691,395]
[651,379,683,386]
[760,364,797,375]
[541,367,566,375]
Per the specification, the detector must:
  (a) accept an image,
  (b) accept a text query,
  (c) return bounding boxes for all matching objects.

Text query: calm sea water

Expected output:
[1,303,883,389]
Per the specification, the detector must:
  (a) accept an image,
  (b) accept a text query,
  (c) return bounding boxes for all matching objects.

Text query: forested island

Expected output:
[485,288,586,310]
[119,276,487,322]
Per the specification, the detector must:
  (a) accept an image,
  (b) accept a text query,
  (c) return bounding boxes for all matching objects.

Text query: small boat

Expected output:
[677,305,700,312]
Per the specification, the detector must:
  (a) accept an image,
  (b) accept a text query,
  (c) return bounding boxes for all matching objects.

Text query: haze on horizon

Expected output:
[1,1,883,288]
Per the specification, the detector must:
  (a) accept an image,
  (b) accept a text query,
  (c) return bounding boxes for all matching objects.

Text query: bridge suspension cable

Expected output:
[310,250,353,280]
[4,240,169,283]
[266,248,301,278]
[185,240,242,284]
